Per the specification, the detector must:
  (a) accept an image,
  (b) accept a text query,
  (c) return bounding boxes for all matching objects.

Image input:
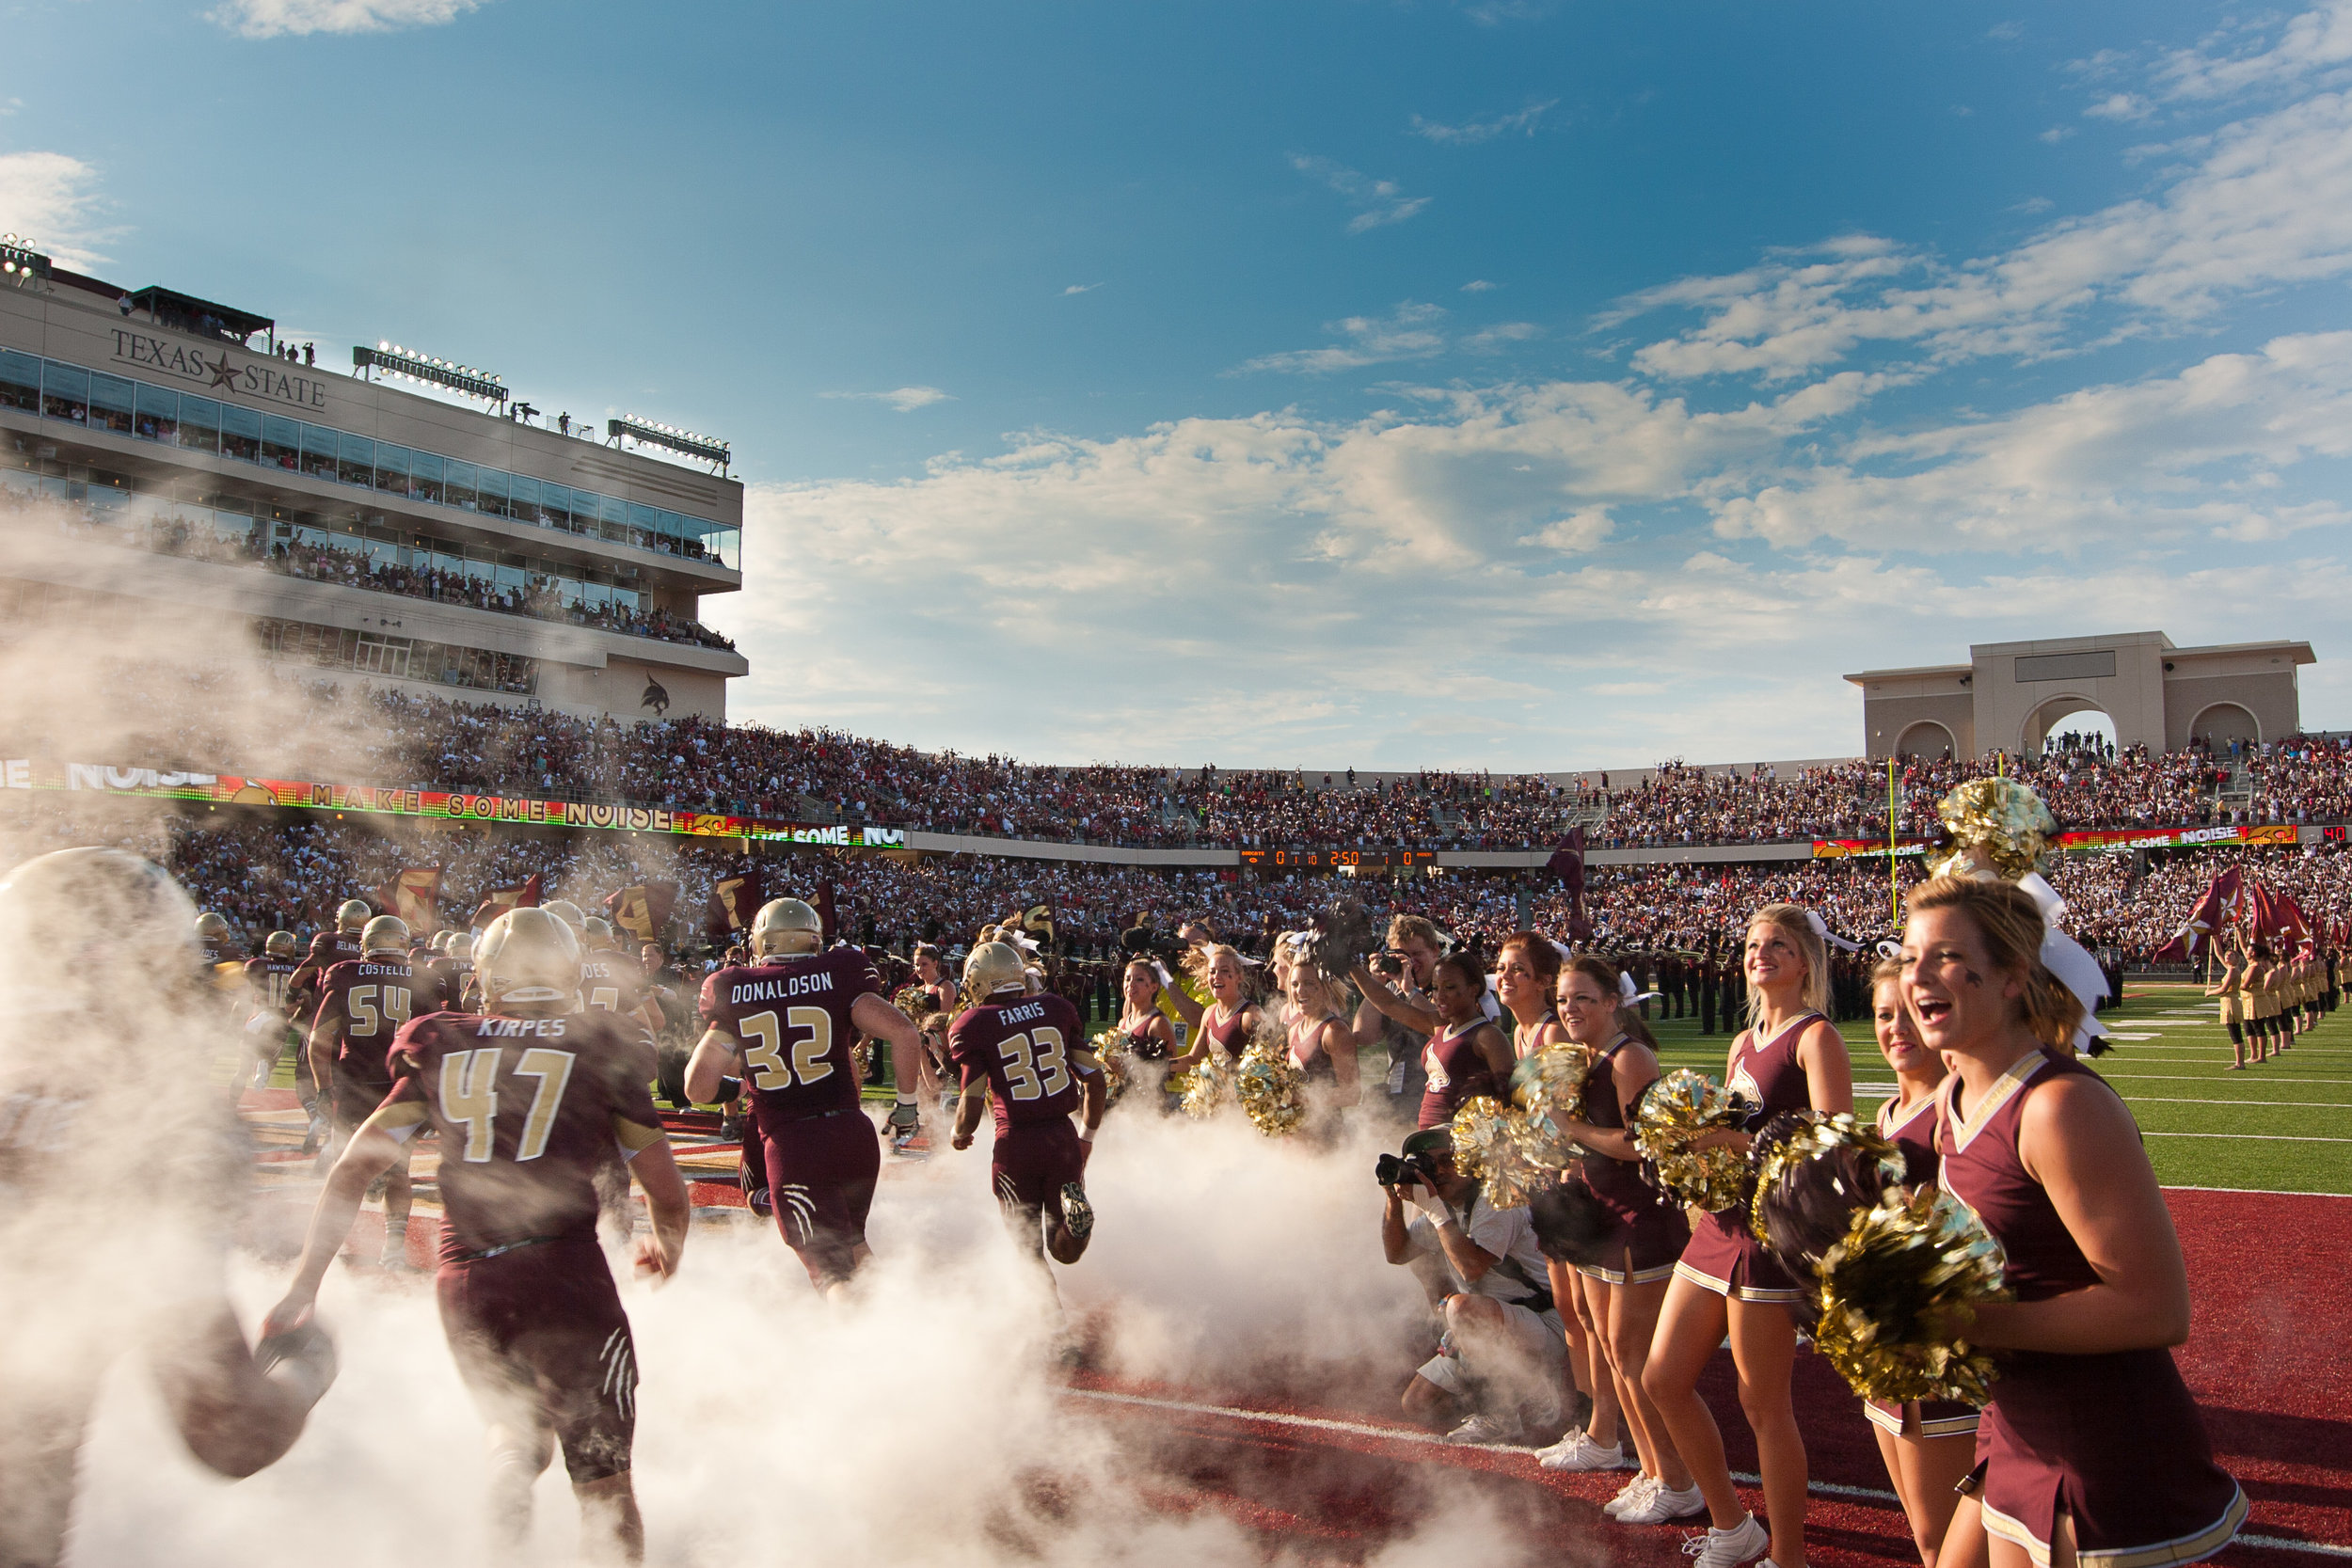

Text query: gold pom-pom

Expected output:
[1089,1028,1133,1109]
[1813,1188,2010,1405]
[1514,1043,1596,1164]
[1180,1052,1229,1119]
[1927,778,2058,881]
[1750,1113,1908,1249]
[1633,1068,1749,1212]
[894,982,938,1022]
[1235,1022,1307,1137]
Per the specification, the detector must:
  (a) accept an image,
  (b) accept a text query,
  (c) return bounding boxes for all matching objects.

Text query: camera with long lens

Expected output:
[1119,924,1188,964]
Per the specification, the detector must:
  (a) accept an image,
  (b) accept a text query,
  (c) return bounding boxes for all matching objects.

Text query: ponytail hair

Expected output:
[1744,903,1831,1029]
[1497,930,1564,988]
[1905,876,2085,1052]
[1563,953,1657,1049]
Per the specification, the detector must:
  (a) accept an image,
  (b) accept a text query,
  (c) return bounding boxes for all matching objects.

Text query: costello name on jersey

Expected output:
[728,972,837,1005]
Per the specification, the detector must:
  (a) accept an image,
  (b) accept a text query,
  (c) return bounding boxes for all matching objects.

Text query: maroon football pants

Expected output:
[437,1235,636,1483]
[756,1107,881,1280]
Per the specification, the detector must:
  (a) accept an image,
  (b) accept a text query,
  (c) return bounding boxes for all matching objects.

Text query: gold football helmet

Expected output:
[0,848,199,1019]
[475,907,580,1007]
[446,929,473,961]
[265,929,297,958]
[335,898,371,933]
[961,941,1027,1006]
[194,911,230,942]
[540,898,586,935]
[581,915,615,950]
[750,897,822,958]
[360,915,409,956]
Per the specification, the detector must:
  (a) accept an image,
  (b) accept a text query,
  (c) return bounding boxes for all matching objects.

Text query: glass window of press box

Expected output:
[0,349,738,570]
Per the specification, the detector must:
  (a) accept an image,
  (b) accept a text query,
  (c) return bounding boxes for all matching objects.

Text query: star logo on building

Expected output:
[207,355,239,389]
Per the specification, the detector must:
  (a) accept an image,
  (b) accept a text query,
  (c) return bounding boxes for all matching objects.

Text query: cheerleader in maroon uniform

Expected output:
[1644,905,1852,1568]
[1904,877,2244,1568]
[1169,943,1263,1073]
[1357,949,1515,1130]
[1865,959,1977,1567]
[1541,955,1700,1524]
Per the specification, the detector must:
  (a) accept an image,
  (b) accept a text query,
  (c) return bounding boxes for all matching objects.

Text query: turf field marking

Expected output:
[1066,1390,2350,1556]
[2142,1132,2352,1143]
[2108,1074,2352,1085]
[2122,1097,2352,1109]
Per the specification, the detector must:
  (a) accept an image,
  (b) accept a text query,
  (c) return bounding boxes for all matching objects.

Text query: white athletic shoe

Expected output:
[1530,1427,1584,1465]
[1537,1431,1630,1472]
[1678,1511,1770,1565]
[1443,1411,1525,1446]
[1604,1475,1659,1519]
[1623,1481,1708,1525]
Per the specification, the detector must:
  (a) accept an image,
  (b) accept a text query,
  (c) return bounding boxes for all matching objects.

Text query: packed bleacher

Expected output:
[0,477,738,652]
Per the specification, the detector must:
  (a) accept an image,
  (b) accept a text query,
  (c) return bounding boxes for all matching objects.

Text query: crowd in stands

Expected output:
[10,789,2340,974]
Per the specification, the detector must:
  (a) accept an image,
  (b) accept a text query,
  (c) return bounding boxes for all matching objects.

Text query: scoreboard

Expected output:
[1237,847,1440,873]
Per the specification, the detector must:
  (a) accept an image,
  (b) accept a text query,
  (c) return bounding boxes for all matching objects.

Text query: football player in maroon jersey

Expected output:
[288,897,371,1015]
[2,850,334,1568]
[239,928,304,1104]
[684,896,926,1297]
[306,915,424,1263]
[583,918,666,1038]
[948,942,1107,1275]
[266,906,689,1565]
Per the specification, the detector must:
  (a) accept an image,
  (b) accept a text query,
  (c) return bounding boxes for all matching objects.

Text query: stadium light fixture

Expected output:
[352,341,509,406]
[608,415,731,471]
[0,234,50,287]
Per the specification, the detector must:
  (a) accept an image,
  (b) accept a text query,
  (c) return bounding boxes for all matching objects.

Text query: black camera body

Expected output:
[1120,925,1188,964]
[1376,1150,1436,1188]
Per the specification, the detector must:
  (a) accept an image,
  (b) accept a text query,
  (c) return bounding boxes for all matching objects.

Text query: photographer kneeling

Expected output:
[1379,1129,1566,1447]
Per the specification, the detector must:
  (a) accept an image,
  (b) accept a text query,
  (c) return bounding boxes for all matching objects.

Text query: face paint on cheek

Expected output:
[1962,969,1983,989]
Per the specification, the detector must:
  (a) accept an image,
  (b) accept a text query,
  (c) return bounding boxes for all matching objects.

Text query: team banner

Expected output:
[1812,822,2301,859]
[0,759,910,848]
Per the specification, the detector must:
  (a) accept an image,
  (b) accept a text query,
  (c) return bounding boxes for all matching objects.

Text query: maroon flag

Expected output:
[375,867,442,932]
[2154,866,2241,962]
[604,882,679,943]
[1546,827,1593,942]
[706,866,764,939]
[470,872,543,930]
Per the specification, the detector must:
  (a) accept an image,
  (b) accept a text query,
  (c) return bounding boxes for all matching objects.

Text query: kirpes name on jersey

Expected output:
[729,971,834,1005]
[994,1000,1047,1025]
[472,1016,570,1038]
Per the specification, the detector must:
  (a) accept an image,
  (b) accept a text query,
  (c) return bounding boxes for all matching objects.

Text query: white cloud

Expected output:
[1288,155,1429,233]
[823,387,953,412]
[0,151,114,270]
[1410,101,1557,146]
[1615,88,2352,379]
[208,0,481,36]
[1464,322,1542,352]
[1234,303,1447,374]
[2039,125,2076,144]
[1460,279,1499,293]
[1709,332,2352,551]
[2154,0,2352,102]
[1060,282,1104,296]
[1988,22,2024,42]
[2085,92,2153,120]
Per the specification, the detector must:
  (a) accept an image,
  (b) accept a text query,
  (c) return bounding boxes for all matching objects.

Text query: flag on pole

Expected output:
[375,867,442,932]
[470,873,542,930]
[604,882,679,944]
[706,867,764,939]
[2153,865,2242,962]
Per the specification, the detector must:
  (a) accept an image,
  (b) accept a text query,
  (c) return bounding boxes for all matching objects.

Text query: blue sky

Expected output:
[6,0,2350,769]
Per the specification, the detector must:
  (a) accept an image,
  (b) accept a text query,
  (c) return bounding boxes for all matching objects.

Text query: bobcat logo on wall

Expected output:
[641,677,671,717]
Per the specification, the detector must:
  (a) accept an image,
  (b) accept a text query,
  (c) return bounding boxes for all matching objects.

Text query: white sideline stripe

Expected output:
[2165,1182,2352,1197]
[1068,1390,2350,1557]
[2126,1097,2352,1109]
[2144,1132,2352,1143]
[2109,1074,2352,1085]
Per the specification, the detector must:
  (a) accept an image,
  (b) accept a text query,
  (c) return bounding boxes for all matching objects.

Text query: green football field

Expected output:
[1641,980,2352,1196]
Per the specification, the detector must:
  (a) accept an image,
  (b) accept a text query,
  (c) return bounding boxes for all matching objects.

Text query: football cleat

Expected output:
[1058,1181,1094,1242]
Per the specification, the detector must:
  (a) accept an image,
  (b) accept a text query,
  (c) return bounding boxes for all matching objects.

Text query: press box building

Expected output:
[0,252,746,722]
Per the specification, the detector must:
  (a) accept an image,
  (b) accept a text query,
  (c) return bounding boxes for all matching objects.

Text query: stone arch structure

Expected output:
[2189,701,2260,752]
[1894,720,1958,759]
[2022,695,2114,755]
